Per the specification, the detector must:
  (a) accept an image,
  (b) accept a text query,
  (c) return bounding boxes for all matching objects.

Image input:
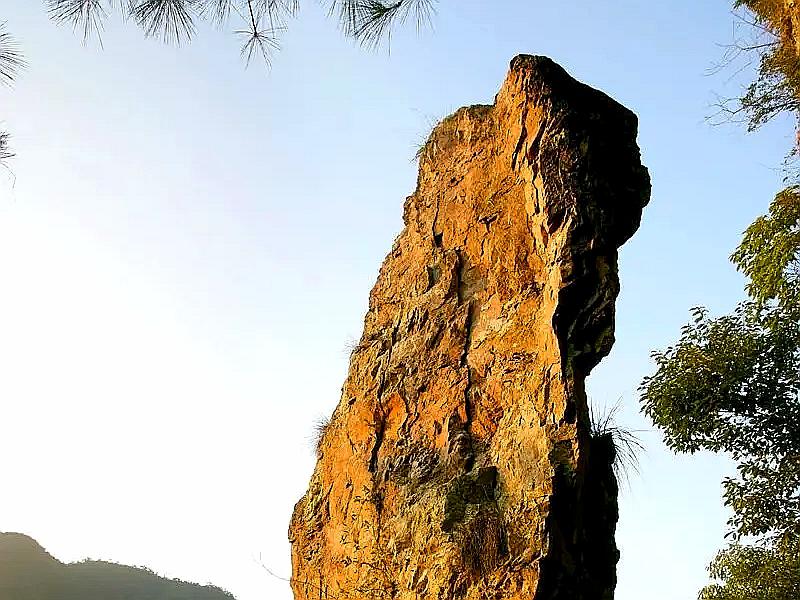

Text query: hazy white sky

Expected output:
[0,2,793,599]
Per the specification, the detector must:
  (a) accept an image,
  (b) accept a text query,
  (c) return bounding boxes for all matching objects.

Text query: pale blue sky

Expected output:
[0,2,792,599]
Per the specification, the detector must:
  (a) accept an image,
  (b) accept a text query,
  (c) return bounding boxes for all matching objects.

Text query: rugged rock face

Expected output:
[289,55,650,600]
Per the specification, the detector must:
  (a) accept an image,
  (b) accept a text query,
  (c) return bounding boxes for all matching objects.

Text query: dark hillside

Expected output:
[0,533,234,600]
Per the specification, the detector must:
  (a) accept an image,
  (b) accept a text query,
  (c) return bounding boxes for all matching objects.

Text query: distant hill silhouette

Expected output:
[0,532,235,600]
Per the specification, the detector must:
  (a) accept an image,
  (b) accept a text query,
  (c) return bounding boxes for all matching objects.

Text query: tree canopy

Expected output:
[640,188,800,543]
[640,6,800,596]
[699,539,800,600]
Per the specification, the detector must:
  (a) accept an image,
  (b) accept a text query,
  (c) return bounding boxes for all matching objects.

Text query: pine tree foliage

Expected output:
[327,0,435,48]
[0,22,25,86]
[42,0,436,62]
[0,23,23,165]
[45,0,300,63]
[0,131,13,164]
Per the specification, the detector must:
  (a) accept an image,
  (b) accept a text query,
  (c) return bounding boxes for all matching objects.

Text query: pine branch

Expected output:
[43,1,301,65]
[329,0,435,48]
[0,131,14,163]
[0,22,25,85]
[132,0,197,44]
[46,0,110,43]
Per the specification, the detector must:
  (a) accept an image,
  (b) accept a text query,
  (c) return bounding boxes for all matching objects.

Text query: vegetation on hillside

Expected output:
[0,532,235,600]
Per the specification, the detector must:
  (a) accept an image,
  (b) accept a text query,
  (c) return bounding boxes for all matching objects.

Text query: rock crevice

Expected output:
[289,55,650,600]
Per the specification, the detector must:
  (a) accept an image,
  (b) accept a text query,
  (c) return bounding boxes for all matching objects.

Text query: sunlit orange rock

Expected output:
[289,55,650,600]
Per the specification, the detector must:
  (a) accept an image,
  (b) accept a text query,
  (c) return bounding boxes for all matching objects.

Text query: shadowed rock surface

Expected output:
[0,532,234,600]
[289,55,650,600]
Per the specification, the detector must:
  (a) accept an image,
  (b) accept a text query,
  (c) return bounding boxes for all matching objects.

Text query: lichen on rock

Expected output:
[289,55,651,600]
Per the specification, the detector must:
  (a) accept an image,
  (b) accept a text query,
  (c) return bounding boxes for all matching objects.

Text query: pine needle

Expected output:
[0,22,26,85]
[329,0,435,48]
[46,0,109,43]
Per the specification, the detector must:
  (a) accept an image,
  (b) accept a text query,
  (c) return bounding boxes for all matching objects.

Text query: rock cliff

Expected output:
[289,55,650,600]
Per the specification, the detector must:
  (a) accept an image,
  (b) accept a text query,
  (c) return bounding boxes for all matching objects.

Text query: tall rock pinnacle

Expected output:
[289,55,651,600]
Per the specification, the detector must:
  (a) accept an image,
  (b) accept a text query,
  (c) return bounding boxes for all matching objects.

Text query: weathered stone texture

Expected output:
[289,55,650,600]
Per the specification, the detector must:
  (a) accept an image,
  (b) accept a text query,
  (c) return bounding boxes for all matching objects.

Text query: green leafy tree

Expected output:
[641,189,800,600]
[640,188,800,600]
[642,4,800,597]
[641,188,800,542]
[699,540,800,600]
